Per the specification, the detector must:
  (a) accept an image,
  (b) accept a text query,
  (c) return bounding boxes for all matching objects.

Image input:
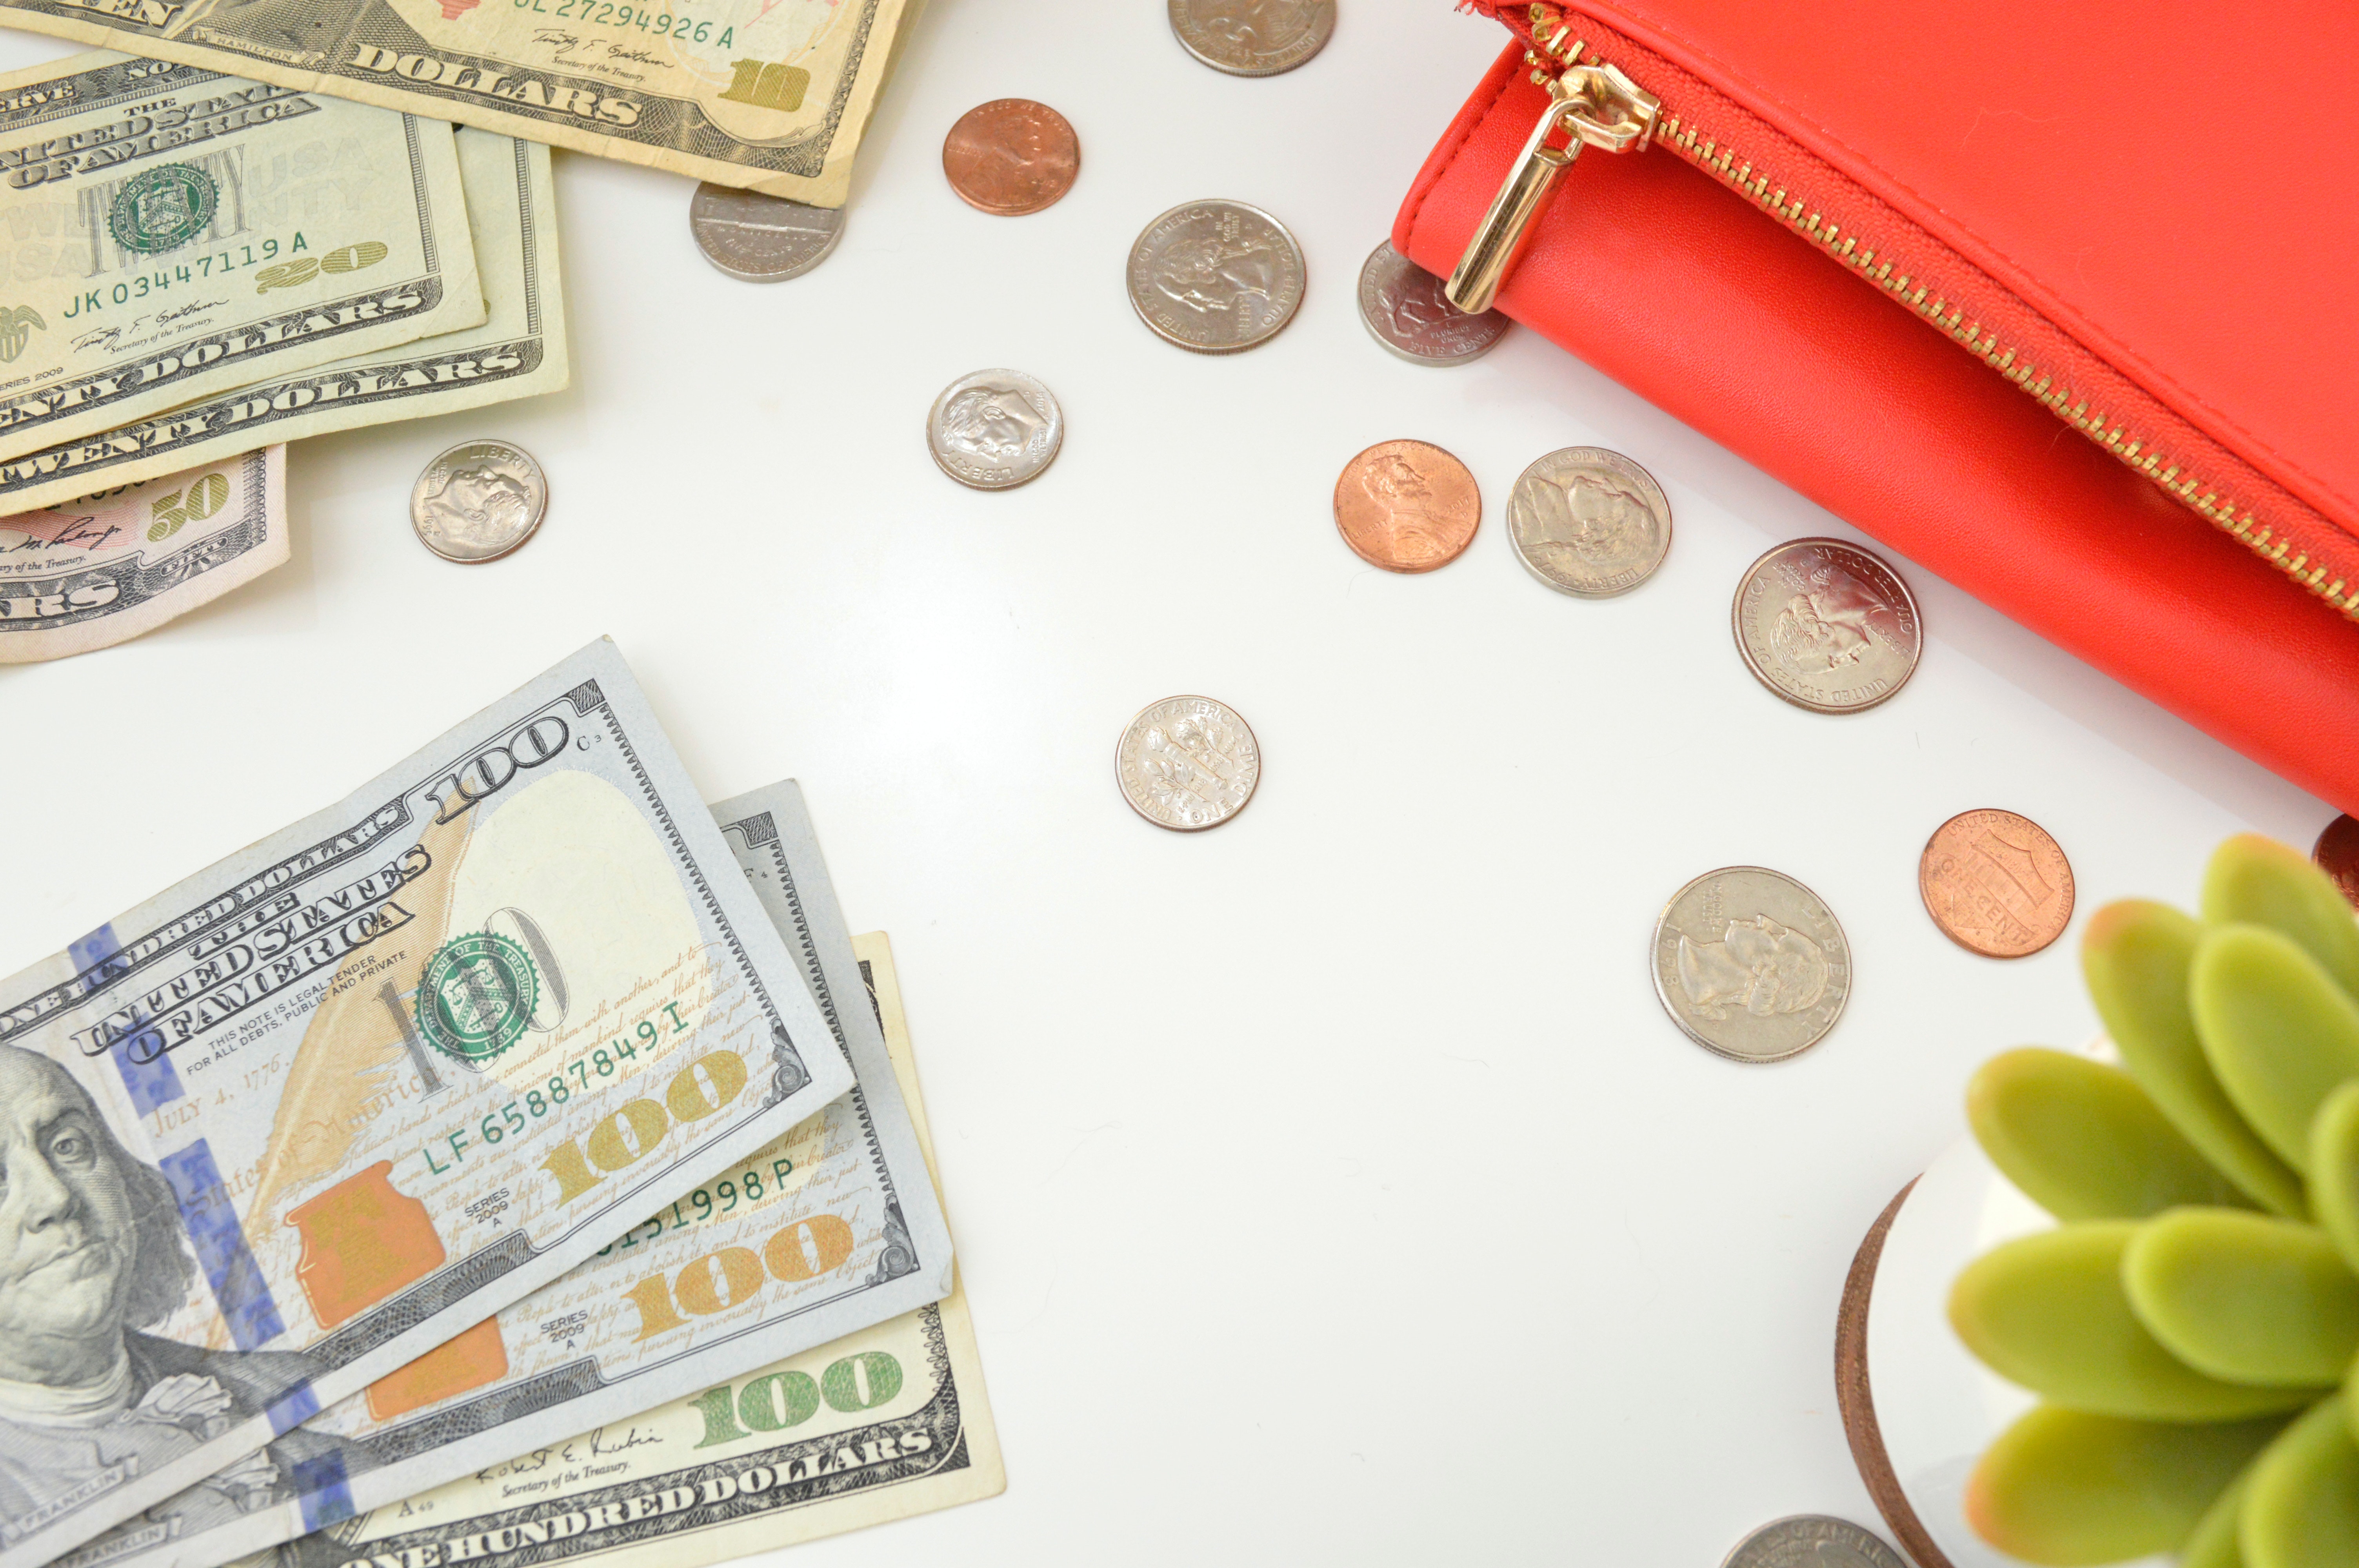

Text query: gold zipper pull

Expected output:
[1444,60,1660,314]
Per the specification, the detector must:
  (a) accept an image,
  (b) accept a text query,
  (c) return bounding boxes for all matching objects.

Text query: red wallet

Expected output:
[1393,2,2359,814]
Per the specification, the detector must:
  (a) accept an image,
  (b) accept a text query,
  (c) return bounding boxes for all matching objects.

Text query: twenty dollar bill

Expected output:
[0,53,485,464]
[0,0,912,204]
[0,639,852,1568]
[0,127,565,515]
[280,929,1002,1568]
[0,443,282,661]
[58,780,955,1568]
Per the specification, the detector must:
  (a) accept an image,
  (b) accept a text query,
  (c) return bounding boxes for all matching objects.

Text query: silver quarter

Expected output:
[1116,695,1260,831]
[1720,1516,1909,1568]
[1357,241,1509,365]
[689,183,844,282]
[1733,537,1922,713]
[410,439,547,564]
[1127,200,1306,354]
[1652,868,1850,1063]
[928,369,1064,490]
[1168,0,1334,76]
[1507,446,1671,596]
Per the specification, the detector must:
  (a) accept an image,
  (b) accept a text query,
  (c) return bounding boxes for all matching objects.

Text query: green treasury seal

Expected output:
[108,164,219,255]
[417,931,540,1065]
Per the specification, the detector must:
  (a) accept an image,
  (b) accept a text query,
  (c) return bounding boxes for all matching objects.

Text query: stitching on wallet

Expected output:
[1579,0,2356,519]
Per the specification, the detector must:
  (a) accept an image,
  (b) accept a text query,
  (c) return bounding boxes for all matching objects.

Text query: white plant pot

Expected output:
[1835,1131,2171,1568]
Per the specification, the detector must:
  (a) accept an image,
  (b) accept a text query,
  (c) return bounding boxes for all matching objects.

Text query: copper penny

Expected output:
[1918,809,2075,958]
[1332,440,1480,573]
[2315,816,2359,908]
[942,99,1080,216]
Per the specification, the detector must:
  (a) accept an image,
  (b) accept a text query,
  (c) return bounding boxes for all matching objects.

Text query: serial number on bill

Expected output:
[65,234,391,317]
[513,0,740,46]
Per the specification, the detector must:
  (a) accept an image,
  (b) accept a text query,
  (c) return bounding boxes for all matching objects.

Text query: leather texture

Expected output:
[1395,46,2359,813]
[1460,0,2359,610]
[1548,0,2359,546]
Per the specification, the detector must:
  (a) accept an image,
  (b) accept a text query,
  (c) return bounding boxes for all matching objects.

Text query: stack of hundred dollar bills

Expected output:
[0,640,1004,1568]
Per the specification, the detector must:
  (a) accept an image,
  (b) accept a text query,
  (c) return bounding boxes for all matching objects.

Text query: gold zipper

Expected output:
[1452,9,2359,615]
[1443,43,1657,315]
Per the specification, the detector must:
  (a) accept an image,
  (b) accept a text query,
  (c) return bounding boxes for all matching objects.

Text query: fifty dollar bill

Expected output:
[0,126,566,516]
[0,443,282,661]
[0,0,912,205]
[58,780,956,1568]
[279,927,1003,1568]
[0,52,485,465]
[0,639,854,1568]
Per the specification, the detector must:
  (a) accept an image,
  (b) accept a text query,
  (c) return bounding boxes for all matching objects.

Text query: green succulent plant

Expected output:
[1953,835,2359,1566]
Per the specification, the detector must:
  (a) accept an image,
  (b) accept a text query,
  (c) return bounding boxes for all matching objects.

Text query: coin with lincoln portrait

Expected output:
[1333,439,1479,573]
[942,100,1079,216]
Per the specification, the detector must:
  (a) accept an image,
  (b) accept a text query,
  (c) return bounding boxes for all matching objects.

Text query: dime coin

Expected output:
[1733,537,1923,713]
[411,440,547,564]
[927,370,1064,490]
[1116,695,1260,831]
[1919,808,2075,958]
[1168,0,1334,75]
[1127,200,1305,354]
[1507,446,1671,597]
[1721,1516,1908,1568]
[1356,241,1509,365]
[2315,815,2359,909]
[689,184,844,281]
[1333,440,1479,572]
[942,99,1080,216]
[1652,867,1850,1063]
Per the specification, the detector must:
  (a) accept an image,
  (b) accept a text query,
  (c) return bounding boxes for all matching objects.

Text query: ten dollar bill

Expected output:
[0,0,911,204]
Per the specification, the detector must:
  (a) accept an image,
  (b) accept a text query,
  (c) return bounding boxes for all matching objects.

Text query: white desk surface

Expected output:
[0,2,2332,1562]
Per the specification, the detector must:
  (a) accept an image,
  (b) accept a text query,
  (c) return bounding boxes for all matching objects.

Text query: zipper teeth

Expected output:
[1512,9,2359,621]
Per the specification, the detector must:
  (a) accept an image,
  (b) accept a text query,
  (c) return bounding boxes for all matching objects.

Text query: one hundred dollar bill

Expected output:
[55,780,956,1568]
[0,639,854,1568]
[278,928,1002,1568]
[0,52,485,465]
[0,0,912,205]
[0,443,281,661]
[0,127,565,515]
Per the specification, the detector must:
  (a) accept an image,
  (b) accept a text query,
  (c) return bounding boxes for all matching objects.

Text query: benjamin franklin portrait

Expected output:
[0,1045,370,1543]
